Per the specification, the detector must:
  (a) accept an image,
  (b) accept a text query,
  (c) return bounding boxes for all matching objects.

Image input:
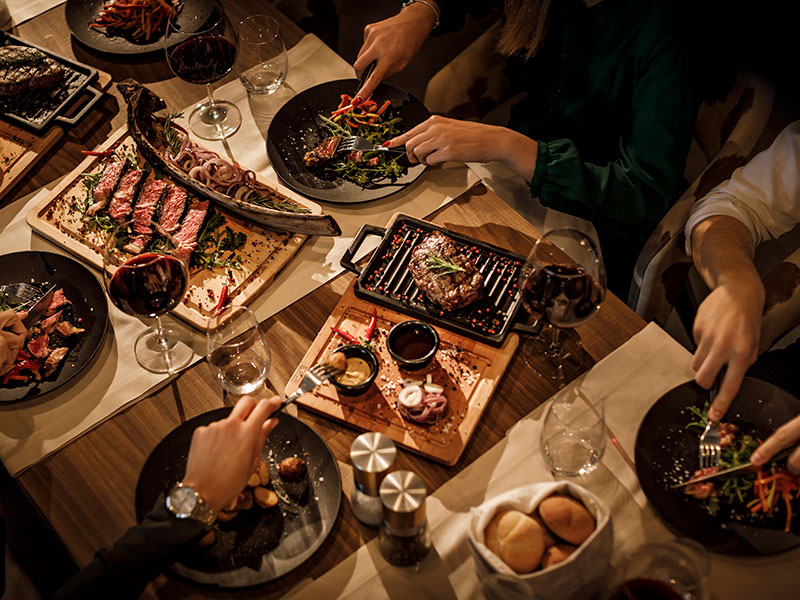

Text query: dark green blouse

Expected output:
[436,0,696,294]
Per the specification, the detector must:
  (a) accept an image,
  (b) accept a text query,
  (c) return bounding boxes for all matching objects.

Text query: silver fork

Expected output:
[338,135,405,155]
[698,372,724,469]
[279,363,341,411]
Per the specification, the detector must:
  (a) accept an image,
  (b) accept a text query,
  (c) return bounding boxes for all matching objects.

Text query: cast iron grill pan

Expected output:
[341,214,540,347]
[0,32,102,131]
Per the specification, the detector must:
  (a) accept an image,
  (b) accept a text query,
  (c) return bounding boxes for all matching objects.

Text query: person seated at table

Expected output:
[354,0,696,295]
[685,120,800,473]
[0,310,26,376]
[53,394,281,600]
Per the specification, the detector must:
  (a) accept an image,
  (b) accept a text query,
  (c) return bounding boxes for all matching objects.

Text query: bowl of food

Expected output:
[468,482,612,600]
[328,345,378,396]
[386,320,439,371]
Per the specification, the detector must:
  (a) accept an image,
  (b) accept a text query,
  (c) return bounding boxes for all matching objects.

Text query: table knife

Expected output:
[672,446,795,488]
[21,285,58,329]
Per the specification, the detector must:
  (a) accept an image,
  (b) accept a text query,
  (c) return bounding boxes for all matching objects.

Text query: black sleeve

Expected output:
[52,494,207,600]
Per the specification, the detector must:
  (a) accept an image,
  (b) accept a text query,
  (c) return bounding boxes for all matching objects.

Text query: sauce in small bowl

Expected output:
[386,320,440,371]
[330,344,379,396]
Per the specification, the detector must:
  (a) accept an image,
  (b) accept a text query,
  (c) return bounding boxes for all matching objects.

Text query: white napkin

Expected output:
[5,0,63,27]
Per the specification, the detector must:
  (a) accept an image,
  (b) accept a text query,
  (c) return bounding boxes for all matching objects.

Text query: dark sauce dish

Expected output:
[386,321,440,371]
[330,344,379,396]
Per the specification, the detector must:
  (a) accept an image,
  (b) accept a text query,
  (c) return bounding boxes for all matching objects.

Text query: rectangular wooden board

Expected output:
[26,125,319,330]
[286,284,518,465]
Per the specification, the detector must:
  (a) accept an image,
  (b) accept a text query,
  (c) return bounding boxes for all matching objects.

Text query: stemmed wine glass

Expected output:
[164,1,240,140]
[103,221,194,374]
[206,306,271,400]
[520,228,606,382]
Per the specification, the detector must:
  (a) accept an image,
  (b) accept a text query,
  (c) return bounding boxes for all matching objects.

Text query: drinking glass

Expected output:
[236,15,288,95]
[206,306,271,397]
[164,1,240,140]
[103,221,194,374]
[606,538,710,600]
[541,387,605,477]
[520,228,606,381]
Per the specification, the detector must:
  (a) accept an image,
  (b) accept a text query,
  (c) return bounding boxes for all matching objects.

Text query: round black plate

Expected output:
[65,0,215,56]
[267,79,430,204]
[0,251,109,403]
[135,407,342,588]
[635,377,800,555]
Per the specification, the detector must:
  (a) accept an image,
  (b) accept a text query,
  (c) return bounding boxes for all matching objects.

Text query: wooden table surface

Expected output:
[6,4,645,599]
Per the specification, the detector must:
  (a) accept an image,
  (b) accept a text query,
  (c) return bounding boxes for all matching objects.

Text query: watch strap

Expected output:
[167,482,217,526]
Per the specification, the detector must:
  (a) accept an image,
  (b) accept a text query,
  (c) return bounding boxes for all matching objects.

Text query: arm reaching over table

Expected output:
[53,395,281,600]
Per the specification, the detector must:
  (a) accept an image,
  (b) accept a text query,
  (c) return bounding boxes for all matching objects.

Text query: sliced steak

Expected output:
[40,311,62,334]
[408,231,485,311]
[55,321,85,337]
[157,185,188,233]
[173,200,209,261]
[108,168,146,222]
[123,178,168,254]
[45,289,70,316]
[27,333,51,360]
[0,45,64,96]
[86,160,127,216]
[43,347,69,377]
[303,136,341,168]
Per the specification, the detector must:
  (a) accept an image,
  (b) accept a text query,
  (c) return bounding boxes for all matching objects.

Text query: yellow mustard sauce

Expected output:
[335,356,371,386]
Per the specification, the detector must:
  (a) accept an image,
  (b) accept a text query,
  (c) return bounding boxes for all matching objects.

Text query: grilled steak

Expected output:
[174,200,209,261]
[86,160,127,216]
[109,168,146,222]
[157,185,188,233]
[45,289,70,315]
[123,178,168,254]
[27,333,51,360]
[408,231,485,311]
[303,136,341,168]
[0,45,64,96]
[43,347,69,377]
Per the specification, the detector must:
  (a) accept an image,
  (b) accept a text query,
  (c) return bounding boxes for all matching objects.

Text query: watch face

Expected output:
[167,486,197,518]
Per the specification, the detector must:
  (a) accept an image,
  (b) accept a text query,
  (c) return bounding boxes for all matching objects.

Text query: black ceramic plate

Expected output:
[0,251,109,403]
[135,408,342,588]
[635,377,800,555]
[267,79,430,203]
[65,0,215,55]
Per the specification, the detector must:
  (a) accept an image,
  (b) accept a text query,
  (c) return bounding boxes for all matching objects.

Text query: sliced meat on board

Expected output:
[108,168,146,222]
[123,178,168,254]
[157,185,188,233]
[86,160,127,216]
[173,201,209,262]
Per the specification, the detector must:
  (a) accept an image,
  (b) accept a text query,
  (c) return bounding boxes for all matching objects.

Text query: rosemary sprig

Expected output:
[249,196,311,214]
[425,252,464,275]
[162,111,185,156]
[0,50,46,66]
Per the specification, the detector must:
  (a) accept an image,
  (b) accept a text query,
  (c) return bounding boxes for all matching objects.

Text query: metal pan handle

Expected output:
[54,86,103,126]
[511,320,543,337]
[340,224,386,275]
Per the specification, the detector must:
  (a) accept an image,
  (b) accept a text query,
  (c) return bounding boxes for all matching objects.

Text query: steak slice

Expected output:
[45,289,70,316]
[157,185,188,233]
[303,136,341,168]
[123,178,168,254]
[108,168,146,222]
[43,347,69,377]
[27,333,51,360]
[173,200,209,261]
[0,45,64,96]
[408,231,484,311]
[86,160,127,216]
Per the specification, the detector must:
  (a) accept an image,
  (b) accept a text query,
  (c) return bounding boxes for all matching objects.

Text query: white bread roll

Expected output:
[484,509,546,573]
[541,543,578,568]
[538,495,595,545]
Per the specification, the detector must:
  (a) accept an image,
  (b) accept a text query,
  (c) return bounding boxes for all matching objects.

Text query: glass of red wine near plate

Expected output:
[102,221,194,374]
[164,0,240,140]
[521,228,606,382]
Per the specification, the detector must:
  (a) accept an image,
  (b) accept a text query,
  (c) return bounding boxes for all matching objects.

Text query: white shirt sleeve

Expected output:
[685,120,800,254]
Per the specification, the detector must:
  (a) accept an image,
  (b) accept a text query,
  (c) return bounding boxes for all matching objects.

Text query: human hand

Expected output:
[182,395,281,513]
[385,116,538,179]
[0,310,26,376]
[751,414,800,474]
[353,2,437,102]
[691,278,764,422]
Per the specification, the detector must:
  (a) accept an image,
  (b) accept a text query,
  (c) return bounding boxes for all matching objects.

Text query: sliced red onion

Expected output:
[399,392,448,424]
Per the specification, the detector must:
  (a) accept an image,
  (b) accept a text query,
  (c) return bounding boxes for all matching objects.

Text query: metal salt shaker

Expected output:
[378,470,431,566]
[350,432,396,526]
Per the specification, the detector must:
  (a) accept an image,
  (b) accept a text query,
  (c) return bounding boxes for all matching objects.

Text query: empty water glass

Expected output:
[236,15,288,95]
[541,388,605,477]
[207,306,271,397]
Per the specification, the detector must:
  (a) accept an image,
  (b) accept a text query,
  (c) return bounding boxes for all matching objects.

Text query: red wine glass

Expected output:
[521,228,606,382]
[164,1,240,140]
[103,221,194,374]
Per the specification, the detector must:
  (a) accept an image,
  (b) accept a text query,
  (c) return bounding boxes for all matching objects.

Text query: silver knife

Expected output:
[672,446,795,488]
[21,285,58,329]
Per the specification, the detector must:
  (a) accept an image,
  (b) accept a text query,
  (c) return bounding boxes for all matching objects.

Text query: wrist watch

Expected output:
[165,482,216,525]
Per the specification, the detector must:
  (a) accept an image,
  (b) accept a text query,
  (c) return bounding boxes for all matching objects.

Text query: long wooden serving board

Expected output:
[286,284,518,465]
[26,126,320,330]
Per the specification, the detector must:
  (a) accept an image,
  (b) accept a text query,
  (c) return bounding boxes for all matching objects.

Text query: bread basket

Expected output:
[468,481,613,600]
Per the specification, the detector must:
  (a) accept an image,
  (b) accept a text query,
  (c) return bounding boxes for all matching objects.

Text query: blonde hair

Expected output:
[496,0,552,60]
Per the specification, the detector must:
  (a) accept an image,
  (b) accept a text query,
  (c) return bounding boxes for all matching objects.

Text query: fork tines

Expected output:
[310,363,343,381]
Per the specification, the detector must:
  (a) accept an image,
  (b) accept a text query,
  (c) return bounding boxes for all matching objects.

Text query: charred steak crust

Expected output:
[0,45,64,96]
[408,231,484,311]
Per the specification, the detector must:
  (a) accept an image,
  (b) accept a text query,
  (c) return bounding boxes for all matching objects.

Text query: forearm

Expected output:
[497,128,538,181]
[691,215,762,293]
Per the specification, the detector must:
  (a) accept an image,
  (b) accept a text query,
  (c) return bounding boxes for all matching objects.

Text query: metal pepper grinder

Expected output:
[378,470,431,566]
[350,432,396,526]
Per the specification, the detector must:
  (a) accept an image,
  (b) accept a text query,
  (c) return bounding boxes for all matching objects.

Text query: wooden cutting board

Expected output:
[286,284,519,465]
[26,125,318,330]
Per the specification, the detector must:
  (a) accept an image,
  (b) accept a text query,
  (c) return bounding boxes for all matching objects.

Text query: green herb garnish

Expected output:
[249,196,311,213]
[162,111,185,156]
[191,210,248,271]
[0,50,46,66]
[425,252,465,275]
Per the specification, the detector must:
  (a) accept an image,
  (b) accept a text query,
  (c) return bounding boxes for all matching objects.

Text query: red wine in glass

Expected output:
[108,253,188,317]
[522,263,603,328]
[609,577,684,600]
[166,35,236,84]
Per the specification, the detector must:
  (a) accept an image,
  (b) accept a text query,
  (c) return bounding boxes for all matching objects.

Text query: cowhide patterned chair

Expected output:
[627,70,775,327]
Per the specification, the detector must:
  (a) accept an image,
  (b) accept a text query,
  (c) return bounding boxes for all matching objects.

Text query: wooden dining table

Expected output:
[3,3,645,598]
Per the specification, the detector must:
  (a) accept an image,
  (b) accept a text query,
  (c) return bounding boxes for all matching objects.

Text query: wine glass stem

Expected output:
[154,314,175,374]
[546,327,563,359]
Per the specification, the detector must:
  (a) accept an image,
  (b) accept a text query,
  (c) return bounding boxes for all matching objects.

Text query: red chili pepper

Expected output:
[81,150,114,157]
[2,360,40,385]
[213,284,229,316]
[331,327,357,344]
[376,100,391,116]
[366,307,377,340]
